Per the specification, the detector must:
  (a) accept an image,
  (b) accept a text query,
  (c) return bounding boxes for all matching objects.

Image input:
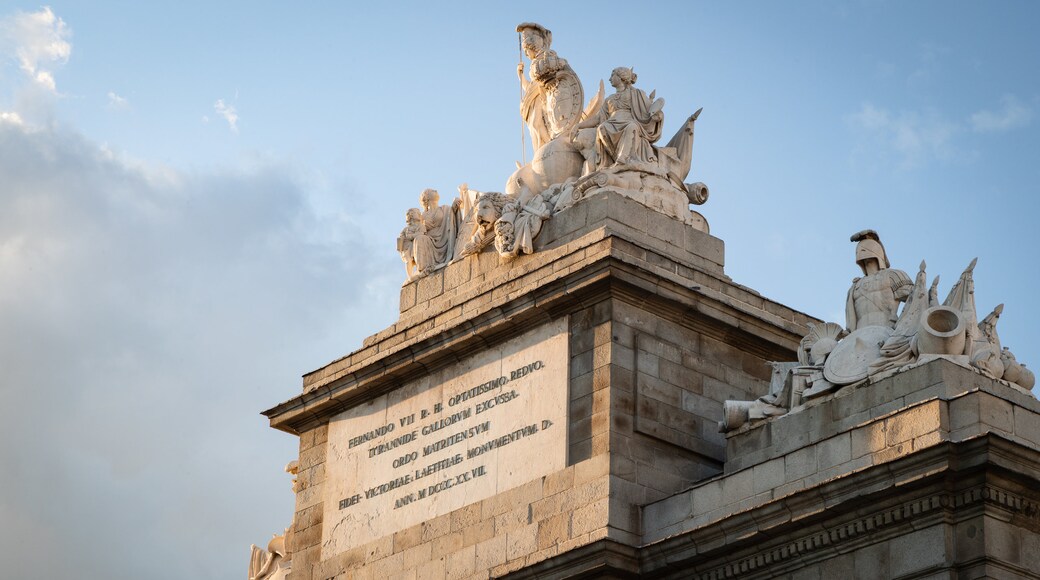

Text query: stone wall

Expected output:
[266,193,820,579]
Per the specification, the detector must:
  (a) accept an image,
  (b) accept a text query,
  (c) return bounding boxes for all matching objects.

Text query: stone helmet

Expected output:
[850,229,890,273]
[516,22,552,47]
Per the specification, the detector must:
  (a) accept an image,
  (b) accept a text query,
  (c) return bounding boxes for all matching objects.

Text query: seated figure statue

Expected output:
[411,188,460,277]
[579,67,664,170]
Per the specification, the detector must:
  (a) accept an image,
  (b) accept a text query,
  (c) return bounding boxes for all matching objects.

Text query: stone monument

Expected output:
[260,23,1040,579]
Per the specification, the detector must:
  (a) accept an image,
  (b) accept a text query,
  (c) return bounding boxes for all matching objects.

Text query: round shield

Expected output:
[823,325,893,385]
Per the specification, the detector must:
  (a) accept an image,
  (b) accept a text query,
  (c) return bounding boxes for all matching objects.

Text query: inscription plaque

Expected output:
[321,318,569,554]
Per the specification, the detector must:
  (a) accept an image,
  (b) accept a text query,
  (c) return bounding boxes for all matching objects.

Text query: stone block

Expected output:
[570,496,609,536]
[885,401,942,447]
[450,502,482,532]
[400,282,417,313]
[415,558,446,580]
[888,526,948,577]
[430,532,464,559]
[642,493,692,532]
[784,445,818,481]
[461,518,495,547]
[505,523,538,562]
[400,542,434,570]
[473,534,507,571]
[421,513,453,543]
[978,392,1014,434]
[542,467,574,497]
[850,421,887,459]
[445,544,476,580]
[1014,405,1040,446]
[720,468,754,506]
[752,457,786,494]
[536,512,571,549]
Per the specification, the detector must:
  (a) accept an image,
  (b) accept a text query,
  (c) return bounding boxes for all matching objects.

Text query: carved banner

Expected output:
[321,318,569,554]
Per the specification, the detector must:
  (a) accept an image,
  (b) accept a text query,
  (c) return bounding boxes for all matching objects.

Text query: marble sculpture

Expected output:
[395,22,709,282]
[247,462,298,579]
[719,231,1035,432]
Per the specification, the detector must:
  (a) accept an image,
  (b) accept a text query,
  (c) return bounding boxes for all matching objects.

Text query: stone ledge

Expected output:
[724,358,1040,473]
[644,368,1040,545]
[640,434,1040,578]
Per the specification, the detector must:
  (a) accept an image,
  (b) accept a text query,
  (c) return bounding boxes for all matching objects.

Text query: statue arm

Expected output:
[575,102,605,130]
[845,283,858,332]
[889,269,913,302]
[516,63,530,92]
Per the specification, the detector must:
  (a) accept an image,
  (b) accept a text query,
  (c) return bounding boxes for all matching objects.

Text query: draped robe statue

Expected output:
[412,188,459,275]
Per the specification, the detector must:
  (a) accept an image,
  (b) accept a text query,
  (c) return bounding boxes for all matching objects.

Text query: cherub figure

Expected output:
[396,208,423,281]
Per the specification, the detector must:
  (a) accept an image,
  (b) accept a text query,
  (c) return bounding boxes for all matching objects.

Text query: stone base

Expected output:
[640,359,1040,578]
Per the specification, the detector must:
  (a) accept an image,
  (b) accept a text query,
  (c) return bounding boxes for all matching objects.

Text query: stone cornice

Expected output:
[263,224,817,434]
[639,435,1040,579]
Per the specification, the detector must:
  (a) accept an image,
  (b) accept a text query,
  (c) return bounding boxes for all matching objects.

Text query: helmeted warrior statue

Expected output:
[516,22,585,152]
[845,230,912,332]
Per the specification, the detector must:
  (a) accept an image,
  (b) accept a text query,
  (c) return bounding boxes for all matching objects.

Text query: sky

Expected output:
[0,2,1037,578]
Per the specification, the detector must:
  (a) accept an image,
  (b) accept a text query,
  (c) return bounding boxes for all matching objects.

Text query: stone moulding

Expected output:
[639,435,1040,579]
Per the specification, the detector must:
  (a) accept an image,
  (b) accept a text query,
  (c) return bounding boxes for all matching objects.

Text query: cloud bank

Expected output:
[0,120,396,579]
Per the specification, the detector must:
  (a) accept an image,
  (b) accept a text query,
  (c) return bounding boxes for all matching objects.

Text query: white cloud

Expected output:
[847,103,958,168]
[214,98,239,133]
[970,95,1033,133]
[0,6,71,92]
[107,91,129,109]
[0,110,23,125]
[0,120,397,579]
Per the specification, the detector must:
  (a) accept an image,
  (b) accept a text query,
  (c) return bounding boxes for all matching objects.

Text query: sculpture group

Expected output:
[397,22,709,283]
[720,230,1035,432]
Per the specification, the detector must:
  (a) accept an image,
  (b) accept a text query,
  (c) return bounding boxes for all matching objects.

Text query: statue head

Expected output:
[610,67,637,89]
[517,22,551,57]
[475,192,508,230]
[405,207,422,225]
[850,229,890,275]
[419,188,439,210]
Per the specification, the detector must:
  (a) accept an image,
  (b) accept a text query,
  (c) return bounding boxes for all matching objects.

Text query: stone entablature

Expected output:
[640,359,1040,578]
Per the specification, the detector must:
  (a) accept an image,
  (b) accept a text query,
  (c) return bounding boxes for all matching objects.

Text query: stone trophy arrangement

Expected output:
[719,230,1036,432]
[397,22,709,283]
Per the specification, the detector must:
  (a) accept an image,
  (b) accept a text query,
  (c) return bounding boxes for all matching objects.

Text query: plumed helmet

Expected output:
[850,229,890,271]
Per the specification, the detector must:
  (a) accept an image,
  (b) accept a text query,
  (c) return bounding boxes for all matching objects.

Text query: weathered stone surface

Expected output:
[321,319,569,555]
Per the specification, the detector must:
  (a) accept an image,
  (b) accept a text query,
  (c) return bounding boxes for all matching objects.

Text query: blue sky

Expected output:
[1,2,1038,578]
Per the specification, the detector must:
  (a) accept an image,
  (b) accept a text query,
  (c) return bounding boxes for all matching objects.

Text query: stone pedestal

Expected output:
[264,190,815,579]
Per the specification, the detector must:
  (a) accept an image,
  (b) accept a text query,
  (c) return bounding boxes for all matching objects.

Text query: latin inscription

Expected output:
[321,318,569,554]
[336,361,550,512]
